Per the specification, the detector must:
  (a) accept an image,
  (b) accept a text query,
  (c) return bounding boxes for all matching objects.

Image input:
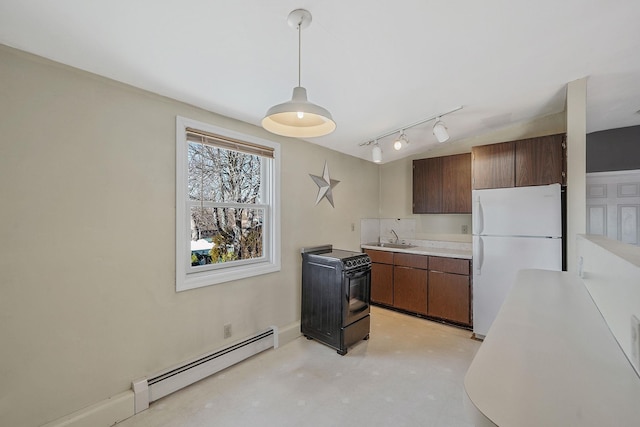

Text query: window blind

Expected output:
[186,127,275,159]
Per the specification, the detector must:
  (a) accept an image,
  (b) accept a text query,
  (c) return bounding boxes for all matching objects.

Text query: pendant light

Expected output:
[262,9,336,138]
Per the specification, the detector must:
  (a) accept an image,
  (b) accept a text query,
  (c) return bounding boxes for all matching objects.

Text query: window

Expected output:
[176,117,280,291]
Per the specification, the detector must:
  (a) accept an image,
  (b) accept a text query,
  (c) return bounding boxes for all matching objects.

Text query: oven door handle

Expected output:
[350,301,369,315]
[345,267,370,279]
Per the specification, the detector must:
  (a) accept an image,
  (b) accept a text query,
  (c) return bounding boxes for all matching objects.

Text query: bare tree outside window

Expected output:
[188,142,264,266]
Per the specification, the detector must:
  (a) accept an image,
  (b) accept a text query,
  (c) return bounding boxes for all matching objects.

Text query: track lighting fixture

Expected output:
[262,9,336,138]
[432,117,449,143]
[372,141,382,163]
[358,106,463,163]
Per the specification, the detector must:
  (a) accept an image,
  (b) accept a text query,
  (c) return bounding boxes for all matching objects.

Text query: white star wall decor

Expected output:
[309,161,340,207]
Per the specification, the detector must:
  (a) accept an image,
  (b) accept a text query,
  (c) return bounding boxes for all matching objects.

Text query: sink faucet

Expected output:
[390,229,399,244]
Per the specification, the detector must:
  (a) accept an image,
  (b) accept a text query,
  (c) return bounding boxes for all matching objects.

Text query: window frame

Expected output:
[176,116,281,291]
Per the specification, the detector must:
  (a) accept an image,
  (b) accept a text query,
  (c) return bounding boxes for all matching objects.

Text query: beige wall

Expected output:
[379,112,567,240]
[566,77,588,273]
[0,46,379,427]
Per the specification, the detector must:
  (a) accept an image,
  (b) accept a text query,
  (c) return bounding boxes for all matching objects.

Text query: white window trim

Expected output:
[176,116,281,291]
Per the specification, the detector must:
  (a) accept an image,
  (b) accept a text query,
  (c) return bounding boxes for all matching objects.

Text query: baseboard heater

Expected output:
[132,326,278,414]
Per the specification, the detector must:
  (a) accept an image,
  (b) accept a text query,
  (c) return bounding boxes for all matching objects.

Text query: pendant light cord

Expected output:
[297,20,302,87]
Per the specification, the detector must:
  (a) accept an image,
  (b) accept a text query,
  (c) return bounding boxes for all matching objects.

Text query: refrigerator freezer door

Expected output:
[472,235,562,337]
[472,184,562,238]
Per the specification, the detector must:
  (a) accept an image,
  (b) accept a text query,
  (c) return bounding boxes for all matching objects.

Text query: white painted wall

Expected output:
[0,45,379,427]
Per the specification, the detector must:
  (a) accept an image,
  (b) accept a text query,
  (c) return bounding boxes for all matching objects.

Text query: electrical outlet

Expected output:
[461,225,468,234]
[631,315,640,372]
[224,323,232,339]
[351,223,355,232]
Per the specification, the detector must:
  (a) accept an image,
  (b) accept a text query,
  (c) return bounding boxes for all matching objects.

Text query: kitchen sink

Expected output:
[367,242,416,249]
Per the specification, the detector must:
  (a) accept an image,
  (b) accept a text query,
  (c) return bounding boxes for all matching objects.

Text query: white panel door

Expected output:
[586,170,640,246]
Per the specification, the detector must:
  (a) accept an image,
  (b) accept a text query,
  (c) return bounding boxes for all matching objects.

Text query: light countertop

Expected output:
[361,243,472,260]
[463,269,640,426]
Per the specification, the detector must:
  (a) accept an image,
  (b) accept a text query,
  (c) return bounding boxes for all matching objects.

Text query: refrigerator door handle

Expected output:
[474,237,484,275]
[473,197,484,234]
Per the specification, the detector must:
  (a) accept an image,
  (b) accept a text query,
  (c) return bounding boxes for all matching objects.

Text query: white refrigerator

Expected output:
[472,183,563,338]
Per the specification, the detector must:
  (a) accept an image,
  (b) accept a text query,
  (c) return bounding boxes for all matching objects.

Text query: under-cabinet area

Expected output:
[364,248,472,328]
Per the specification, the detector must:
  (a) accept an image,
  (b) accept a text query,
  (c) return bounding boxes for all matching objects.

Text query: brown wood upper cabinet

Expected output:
[471,141,515,189]
[413,157,442,213]
[472,134,565,190]
[515,134,565,187]
[413,153,471,214]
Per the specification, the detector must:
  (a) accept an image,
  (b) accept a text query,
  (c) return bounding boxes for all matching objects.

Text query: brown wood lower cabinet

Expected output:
[371,262,394,305]
[393,266,428,315]
[427,256,471,326]
[428,271,470,325]
[366,249,395,306]
[365,249,472,328]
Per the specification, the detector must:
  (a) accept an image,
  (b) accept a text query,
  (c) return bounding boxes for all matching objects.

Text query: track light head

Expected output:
[372,141,382,163]
[393,131,409,151]
[433,118,449,143]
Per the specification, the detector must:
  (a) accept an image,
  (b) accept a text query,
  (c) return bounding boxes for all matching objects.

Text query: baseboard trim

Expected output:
[41,322,301,427]
[41,391,134,427]
[277,321,301,346]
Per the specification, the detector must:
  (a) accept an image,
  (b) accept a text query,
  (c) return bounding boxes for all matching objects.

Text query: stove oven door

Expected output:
[343,266,371,326]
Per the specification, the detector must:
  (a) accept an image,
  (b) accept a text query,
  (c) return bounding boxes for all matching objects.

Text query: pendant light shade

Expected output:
[263,9,336,138]
[433,118,450,143]
[262,86,336,138]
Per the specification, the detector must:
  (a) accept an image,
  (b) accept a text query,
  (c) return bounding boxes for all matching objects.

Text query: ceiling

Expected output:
[1,1,639,164]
